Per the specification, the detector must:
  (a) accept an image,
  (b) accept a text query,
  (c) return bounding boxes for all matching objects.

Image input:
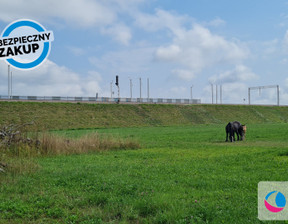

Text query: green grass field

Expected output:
[2,121,288,223]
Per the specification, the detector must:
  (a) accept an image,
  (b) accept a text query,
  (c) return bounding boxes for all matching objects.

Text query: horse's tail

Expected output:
[225,122,232,142]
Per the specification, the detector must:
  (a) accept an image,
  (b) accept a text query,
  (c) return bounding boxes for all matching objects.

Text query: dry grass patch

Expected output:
[40,132,140,155]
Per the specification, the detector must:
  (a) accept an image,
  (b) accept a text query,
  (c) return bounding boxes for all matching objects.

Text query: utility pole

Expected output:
[139,77,142,101]
[216,85,218,104]
[211,84,214,104]
[277,85,280,106]
[248,87,251,105]
[190,86,193,100]
[10,71,12,97]
[147,78,150,99]
[110,81,113,98]
[220,85,222,104]
[248,85,280,106]
[129,78,133,99]
[8,65,10,98]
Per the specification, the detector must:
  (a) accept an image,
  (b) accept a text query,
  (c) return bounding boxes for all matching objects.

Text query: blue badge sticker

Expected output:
[0,19,54,70]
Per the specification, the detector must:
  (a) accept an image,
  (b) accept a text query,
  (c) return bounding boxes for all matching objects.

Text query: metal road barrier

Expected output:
[0,95,201,104]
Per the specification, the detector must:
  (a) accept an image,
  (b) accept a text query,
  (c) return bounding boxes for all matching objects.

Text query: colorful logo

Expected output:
[0,19,54,70]
[264,191,286,213]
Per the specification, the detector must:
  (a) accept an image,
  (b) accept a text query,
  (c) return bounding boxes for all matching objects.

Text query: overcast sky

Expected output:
[1,0,288,105]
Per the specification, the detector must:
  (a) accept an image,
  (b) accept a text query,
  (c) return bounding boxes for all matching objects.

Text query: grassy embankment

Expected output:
[1,101,288,129]
[1,101,288,223]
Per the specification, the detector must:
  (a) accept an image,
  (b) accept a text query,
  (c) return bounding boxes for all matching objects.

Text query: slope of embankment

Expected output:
[1,101,288,130]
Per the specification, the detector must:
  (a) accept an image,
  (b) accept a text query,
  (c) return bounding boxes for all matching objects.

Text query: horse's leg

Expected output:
[234,131,239,141]
[230,130,234,142]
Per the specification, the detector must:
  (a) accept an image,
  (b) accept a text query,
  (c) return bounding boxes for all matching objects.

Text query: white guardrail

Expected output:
[0,95,201,104]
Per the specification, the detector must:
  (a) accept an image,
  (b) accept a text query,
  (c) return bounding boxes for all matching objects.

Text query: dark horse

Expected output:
[225,121,246,142]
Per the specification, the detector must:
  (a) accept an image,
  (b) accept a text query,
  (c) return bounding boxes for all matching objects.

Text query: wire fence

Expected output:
[0,95,201,104]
